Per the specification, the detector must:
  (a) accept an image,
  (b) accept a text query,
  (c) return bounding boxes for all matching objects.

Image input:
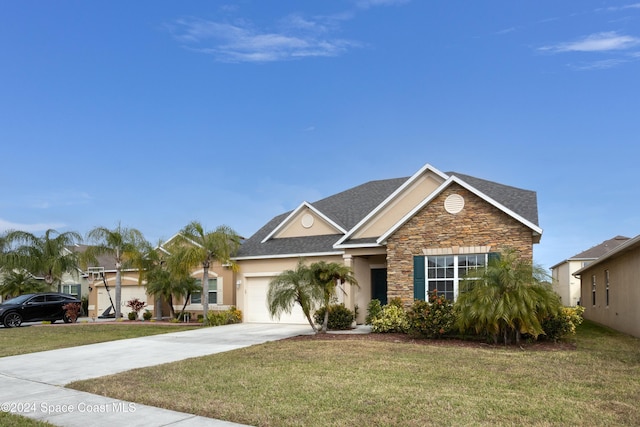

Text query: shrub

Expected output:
[313,304,355,330]
[62,302,81,323]
[207,306,243,326]
[388,297,404,308]
[125,298,146,314]
[540,306,585,342]
[366,299,383,325]
[127,311,137,321]
[370,304,408,333]
[142,310,152,321]
[407,291,456,338]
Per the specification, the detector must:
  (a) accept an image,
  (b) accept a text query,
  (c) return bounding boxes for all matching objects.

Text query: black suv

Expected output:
[0,292,82,328]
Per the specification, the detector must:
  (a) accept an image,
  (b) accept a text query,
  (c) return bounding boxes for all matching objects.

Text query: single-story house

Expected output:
[575,234,640,338]
[550,235,630,306]
[234,163,542,324]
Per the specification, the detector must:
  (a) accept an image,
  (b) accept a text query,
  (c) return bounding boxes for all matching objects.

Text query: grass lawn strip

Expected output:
[68,321,640,427]
[0,323,200,357]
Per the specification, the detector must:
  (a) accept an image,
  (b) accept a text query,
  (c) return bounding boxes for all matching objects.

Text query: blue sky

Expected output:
[1,1,639,270]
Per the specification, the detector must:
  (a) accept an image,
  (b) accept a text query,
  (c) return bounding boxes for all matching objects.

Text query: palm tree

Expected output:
[83,223,147,319]
[145,249,200,320]
[455,249,562,344]
[3,229,82,289]
[268,259,321,332]
[0,270,47,298]
[309,261,358,333]
[168,221,241,325]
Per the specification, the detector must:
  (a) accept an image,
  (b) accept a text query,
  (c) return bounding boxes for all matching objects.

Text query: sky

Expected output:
[1,0,639,271]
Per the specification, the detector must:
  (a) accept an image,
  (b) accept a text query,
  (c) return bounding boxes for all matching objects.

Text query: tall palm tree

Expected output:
[455,249,561,344]
[268,259,321,332]
[3,229,82,289]
[83,223,147,319]
[168,221,241,325]
[310,261,358,333]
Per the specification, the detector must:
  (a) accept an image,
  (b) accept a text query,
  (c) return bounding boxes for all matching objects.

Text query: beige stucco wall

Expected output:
[276,207,341,238]
[386,184,535,306]
[580,247,640,338]
[552,260,584,306]
[353,171,444,239]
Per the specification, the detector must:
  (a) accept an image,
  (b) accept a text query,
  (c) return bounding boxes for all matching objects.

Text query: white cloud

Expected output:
[571,58,629,70]
[171,17,360,63]
[606,3,640,11]
[539,31,640,53]
[0,219,66,233]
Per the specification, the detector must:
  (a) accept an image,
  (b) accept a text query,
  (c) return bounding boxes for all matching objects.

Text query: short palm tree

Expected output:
[168,221,241,325]
[309,261,358,333]
[455,249,561,344]
[0,270,47,298]
[268,259,321,332]
[83,223,147,319]
[3,229,82,289]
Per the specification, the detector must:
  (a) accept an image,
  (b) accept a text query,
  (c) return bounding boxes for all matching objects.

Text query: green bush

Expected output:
[407,291,456,338]
[370,304,408,333]
[366,299,383,325]
[207,306,243,326]
[127,312,137,321]
[142,310,152,321]
[313,304,355,330]
[540,306,585,342]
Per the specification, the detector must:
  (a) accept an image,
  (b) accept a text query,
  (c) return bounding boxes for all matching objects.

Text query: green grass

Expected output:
[0,412,56,427]
[0,323,199,357]
[68,320,640,426]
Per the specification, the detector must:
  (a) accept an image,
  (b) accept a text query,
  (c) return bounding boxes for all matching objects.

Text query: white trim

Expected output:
[377,176,543,244]
[334,242,383,249]
[334,163,448,247]
[233,250,344,261]
[261,201,348,244]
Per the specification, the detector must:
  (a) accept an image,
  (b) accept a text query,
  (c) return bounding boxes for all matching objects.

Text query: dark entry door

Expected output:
[371,268,388,305]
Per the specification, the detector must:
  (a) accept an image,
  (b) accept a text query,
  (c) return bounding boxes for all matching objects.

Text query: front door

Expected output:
[371,268,388,305]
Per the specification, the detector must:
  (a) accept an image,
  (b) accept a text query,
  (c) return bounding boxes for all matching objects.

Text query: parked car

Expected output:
[0,292,83,328]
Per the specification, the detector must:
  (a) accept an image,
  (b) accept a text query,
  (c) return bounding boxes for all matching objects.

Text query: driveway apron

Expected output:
[0,323,311,427]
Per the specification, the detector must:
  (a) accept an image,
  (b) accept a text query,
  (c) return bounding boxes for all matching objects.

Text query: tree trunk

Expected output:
[202,262,210,325]
[178,292,191,320]
[168,295,176,319]
[155,295,162,321]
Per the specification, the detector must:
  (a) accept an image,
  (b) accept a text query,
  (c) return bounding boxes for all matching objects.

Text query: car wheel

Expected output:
[4,312,22,328]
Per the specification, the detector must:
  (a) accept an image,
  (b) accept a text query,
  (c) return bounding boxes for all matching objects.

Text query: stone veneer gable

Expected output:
[386,184,535,305]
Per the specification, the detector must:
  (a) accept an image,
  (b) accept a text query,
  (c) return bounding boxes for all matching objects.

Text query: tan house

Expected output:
[550,236,630,306]
[575,234,640,338]
[83,239,236,320]
[234,163,542,324]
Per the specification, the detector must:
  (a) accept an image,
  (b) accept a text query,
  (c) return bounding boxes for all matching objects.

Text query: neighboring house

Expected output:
[234,163,542,324]
[550,235,630,306]
[574,234,640,338]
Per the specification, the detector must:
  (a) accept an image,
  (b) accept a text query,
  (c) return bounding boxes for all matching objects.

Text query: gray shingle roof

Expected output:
[236,171,540,258]
[571,235,631,260]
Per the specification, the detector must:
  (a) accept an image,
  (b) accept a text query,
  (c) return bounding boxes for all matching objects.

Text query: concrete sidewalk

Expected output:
[0,323,312,426]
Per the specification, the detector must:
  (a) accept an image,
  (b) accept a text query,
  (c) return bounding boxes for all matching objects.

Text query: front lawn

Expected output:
[0,323,199,357]
[68,321,640,426]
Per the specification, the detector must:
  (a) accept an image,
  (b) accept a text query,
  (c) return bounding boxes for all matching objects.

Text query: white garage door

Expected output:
[245,277,308,324]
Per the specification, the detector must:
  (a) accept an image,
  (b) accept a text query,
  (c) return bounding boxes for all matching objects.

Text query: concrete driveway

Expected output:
[0,323,312,426]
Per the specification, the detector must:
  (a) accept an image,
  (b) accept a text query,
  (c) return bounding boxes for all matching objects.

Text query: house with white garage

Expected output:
[234,163,542,324]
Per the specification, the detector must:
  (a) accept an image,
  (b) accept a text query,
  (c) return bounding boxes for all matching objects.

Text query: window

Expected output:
[605,270,610,306]
[426,254,488,301]
[592,275,597,306]
[60,284,80,298]
[191,278,217,305]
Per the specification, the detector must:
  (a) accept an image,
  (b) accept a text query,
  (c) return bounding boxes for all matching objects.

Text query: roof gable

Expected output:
[377,175,542,245]
[261,202,347,243]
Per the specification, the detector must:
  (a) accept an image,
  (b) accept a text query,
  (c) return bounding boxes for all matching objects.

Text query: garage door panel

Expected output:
[245,277,307,324]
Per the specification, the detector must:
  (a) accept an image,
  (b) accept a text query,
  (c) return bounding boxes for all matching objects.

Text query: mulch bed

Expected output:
[287,331,577,351]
